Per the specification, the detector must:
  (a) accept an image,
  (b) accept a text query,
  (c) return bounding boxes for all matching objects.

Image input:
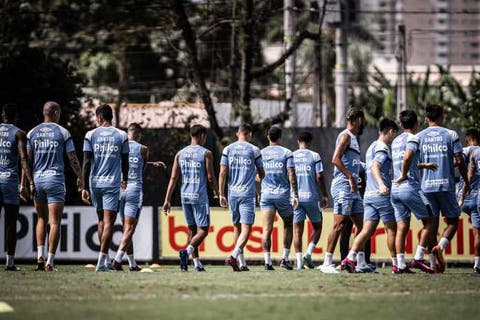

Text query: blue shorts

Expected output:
[260,196,293,217]
[182,203,210,227]
[91,187,120,212]
[294,201,322,224]
[34,180,65,204]
[391,183,432,221]
[424,191,460,218]
[0,182,19,205]
[229,196,255,225]
[118,187,143,220]
[331,187,363,216]
[460,192,477,215]
[364,195,396,223]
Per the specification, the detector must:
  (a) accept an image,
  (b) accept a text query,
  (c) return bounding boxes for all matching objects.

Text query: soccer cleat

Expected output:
[318,264,340,274]
[303,254,315,269]
[393,266,416,274]
[129,266,142,272]
[194,266,206,272]
[112,260,123,271]
[105,262,114,271]
[5,265,21,271]
[95,265,110,272]
[367,263,377,271]
[473,267,480,274]
[391,265,399,274]
[340,257,356,273]
[264,264,275,271]
[226,256,240,272]
[356,265,377,273]
[45,264,56,272]
[240,266,249,272]
[36,256,46,271]
[279,259,293,270]
[432,246,445,273]
[410,259,436,274]
[179,249,188,271]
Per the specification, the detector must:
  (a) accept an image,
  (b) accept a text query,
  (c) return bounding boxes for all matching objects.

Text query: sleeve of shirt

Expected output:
[373,144,389,164]
[62,128,75,153]
[253,146,263,169]
[450,130,462,154]
[285,149,294,168]
[406,134,420,152]
[314,152,323,173]
[220,145,229,166]
[83,130,93,152]
[121,132,129,154]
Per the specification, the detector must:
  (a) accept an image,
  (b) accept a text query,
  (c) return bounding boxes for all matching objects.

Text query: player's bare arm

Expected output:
[332,133,356,192]
[141,145,150,171]
[17,130,35,200]
[81,151,92,204]
[121,152,129,190]
[205,150,219,198]
[456,151,471,197]
[163,153,180,214]
[316,172,329,208]
[395,149,414,183]
[67,151,84,191]
[371,161,388,195]
[218,164,228,208]
[288,167,299,208]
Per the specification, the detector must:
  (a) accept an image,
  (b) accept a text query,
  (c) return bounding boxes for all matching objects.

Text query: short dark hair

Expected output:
[96,104,113,122]
[190,124,207,138]
[425,104,444,122]
[238,123,252,135]
[399,110,418,130]
[298,131,313,143]
[128,122,142,134]
[267,126,282,142]
[379,118,398,134]
[346,107,364,122]
[465,128,480,142]
[2,103,17,121]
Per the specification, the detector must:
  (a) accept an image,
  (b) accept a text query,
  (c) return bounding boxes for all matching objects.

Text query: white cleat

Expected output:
[318,264,340,274]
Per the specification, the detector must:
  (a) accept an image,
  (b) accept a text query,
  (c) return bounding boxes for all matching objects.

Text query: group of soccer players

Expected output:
[1,101,479,274]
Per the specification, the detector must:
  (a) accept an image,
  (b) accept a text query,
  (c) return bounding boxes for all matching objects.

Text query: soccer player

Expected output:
[111,123,149,272]
[260,126,298,271]
[82,104,129,272]
[292,131,328,269]
[399,104,469,273]
[163,124,219,272]
[391,110,438,274]
[1,104,35,271]
[219,123,265,271]
[457,128,479,221]
[341,118,398,273]
[27,101,83,271]
[319,107,365,274]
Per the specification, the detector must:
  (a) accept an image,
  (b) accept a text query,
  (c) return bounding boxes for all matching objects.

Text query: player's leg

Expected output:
[279,214,294,270]
[96,209,117,270]
[293,220,305,269]
[301,202,322,269]
[261,207,275,270]
[34,199,48,271]
[340,218,353,260]
[45,202,64,271]
[227,197,254,271]
[4,204,20,271]
[189,204,210,271]
[113,215,138,271]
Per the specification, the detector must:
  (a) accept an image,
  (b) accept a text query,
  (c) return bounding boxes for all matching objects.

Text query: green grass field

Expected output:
[1,265,479,319]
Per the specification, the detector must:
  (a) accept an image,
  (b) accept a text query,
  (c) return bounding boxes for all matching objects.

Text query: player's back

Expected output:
[332,128,361,186]
[178,144,208,204]
[221,141,262,198]
[467,146,480,191]
[365,140,392,197]
[84,126,128,188]
[293,148,323,202]
[392,132,421,188]
[261,145,293,199]
[0,123,20,183]
[127,140,144,187]
[27,122,73,183]
[417,126,461,193]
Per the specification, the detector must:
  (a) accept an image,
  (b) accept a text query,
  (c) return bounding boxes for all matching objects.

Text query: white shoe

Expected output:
[318,264,340,274]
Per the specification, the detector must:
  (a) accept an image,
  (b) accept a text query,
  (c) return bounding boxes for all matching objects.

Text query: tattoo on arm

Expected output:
[288,167,298,197]
[67,152,82,179]
[17,131,34,185]
[82,152,93,189]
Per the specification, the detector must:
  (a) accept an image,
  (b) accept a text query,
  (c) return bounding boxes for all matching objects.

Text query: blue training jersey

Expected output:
[365,140,393,197]
[470,148,480,191]
[178,145,208,204]
[83,126,129,189]
[408,126,462,193]
[0,124,20,184]
[293,148,323,202]
[127,140,144,187]
[260,145,294,199]
[220,141,263,198]
[459,146,480,192]
[27,123,75,184]
[332,129,361,188]
[392,132,421,188]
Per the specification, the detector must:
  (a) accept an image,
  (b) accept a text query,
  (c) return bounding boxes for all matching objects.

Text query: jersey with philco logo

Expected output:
[178,145,208,204]
[365,140,393,197]
[293,149,323,202]
[392,132,421,188]
[0,124,20,183]
[260,146,294,200]
[83,126,129,188]
[27,123,75,183]
[408,126,462,193]
[332,129,361,188]
[220,141,263,198]
[126,140,144,187]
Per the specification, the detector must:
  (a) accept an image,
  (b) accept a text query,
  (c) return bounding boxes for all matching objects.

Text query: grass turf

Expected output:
[0,265,479,319]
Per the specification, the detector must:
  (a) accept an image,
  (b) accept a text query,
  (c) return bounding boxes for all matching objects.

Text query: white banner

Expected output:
[0,206,154,261]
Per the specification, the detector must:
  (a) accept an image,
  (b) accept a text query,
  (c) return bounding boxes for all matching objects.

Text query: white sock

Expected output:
[104,254,111,266]
[356,251,366,266]
[391,257,398,267]
[429,253,436,268]
[6,255,14,267]
[306,242,315,256]
[186,245,195,256]
[323,252,333,266]
[414,245,425,260]
[47,253,55,266]
[237,253,247,267]
[397,253,406,269]
[474,256,480,269]
[283,248,290,260]
[193,258,201,268]
[127,254,137,268]
[232,247,242,259]
[37,246,45,259]
[97,252,107,266]
[264,252,272,265]
[296,252,303,268]
[347,250,357,261]
[438,237,449,250]
[115,250,125,263]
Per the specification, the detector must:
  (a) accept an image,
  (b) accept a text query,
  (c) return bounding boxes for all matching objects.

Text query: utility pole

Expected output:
[396,24,407,119]
[284,0,297,127]
[334,1,348,128]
